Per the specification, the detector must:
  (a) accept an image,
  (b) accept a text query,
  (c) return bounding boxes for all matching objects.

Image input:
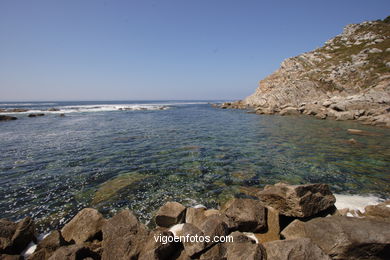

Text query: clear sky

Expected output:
[0,0,389,101]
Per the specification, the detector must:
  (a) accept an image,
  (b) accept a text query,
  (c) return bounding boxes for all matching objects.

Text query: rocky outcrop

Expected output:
[28,114,45,118]
[256,182,336,218]
[218,17,390,127]
[2,183,389,259]
[281,216,390,259]
[0,115,17,121]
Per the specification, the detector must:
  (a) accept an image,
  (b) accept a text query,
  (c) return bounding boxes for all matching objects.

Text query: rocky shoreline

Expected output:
[1,183,389,260]
[216,17,390,128]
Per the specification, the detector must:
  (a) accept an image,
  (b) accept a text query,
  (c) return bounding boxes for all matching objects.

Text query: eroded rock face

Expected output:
[102,209,148,260]
[281,216,390,259]
[220,18,390,127]
[264,238,331,260]
[61,208,105,244]
[257,182,336,217]
[222,198,266,232]
[155,202,186,228]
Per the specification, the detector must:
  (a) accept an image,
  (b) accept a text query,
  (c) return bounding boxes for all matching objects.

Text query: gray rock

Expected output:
[257,182,335,218]
[281,216,390,259]
[264,238,331,260]
[61,208,105,244]
[155,202,186,228]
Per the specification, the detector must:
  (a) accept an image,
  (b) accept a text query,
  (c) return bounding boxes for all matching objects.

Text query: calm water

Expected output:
[0,101,389,232]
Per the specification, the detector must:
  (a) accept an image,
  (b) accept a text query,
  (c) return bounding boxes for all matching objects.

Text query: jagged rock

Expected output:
[102,209,148,260]
[0,116,17,121]
[254,206,280,243]
[200,215,229,248]
[28,230,68,260]
[281,216,390,259]
[279,107,300,116]
[48,245,99,260]
[177,224,206,257]
[0,217,36,255]
[256,183,336,218]
[61,208,105,244]
[263,238,331,260]
[222,198,266,232]
[139,229,179,260]
[224,232,266,260]
[155,202,186,228]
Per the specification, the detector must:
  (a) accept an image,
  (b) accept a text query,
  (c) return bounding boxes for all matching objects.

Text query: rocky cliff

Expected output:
[228,17,390,127]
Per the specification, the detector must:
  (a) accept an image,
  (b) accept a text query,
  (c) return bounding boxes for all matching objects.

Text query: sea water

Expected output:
[0,101,389,232]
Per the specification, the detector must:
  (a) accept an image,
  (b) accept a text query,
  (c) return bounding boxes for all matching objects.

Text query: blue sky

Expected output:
[0,0,389,101]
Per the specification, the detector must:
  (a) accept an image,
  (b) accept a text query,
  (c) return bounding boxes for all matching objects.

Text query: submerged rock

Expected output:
[28,114,45,118]
[256,182,336,218]
[0,115,17,121]
[281,216,390,259]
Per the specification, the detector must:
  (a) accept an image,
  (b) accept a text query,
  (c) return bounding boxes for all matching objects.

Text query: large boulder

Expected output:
[139,229,179,260]
[222,198,266,232]
[177,224,206,257]
[28,230,68,260]
[224,232,266,260]
[0,217,36,255]
[281,216,390,259]
[199,215,229,249]
[364,200,390,222]
[155,202,186,228]
[257,183,336,217]
[61,208,105,244]
[102,209,148,260]
[47,244,99,260]
[263,238,331,260]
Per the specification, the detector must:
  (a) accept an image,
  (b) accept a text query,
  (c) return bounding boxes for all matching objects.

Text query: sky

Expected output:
[0,0,389,101]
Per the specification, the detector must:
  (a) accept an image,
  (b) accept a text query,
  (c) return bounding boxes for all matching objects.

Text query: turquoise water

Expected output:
[0,101,389,231]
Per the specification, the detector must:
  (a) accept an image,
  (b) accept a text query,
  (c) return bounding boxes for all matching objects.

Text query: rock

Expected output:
[263,238,331,260]
[335,111,355,120]
[47,108,59,112]
[177,224,206,257]
[28,230,68,260]
[200,215,229,249]
[199,243,226,260]
[224,232,266,260]
[347,128,382,136]
[185,207,207,229]
[28,114,45,118]
[0,255,22,260]
[139,229,179,260]
[0,116,17,121]
[61,208,105,244]
[155,202,186,228]
[102,209,148,260]
[48,245,99,260]
[59,114,65,117]
[0,217,36,255]
[254,206,280,243]
[256,182,336,218]
[364,200,390,221]
[315,111,327,119]
[368,48,382,53]
[279,107,300,116]
[281,216,390,259]
[222,198,266,232]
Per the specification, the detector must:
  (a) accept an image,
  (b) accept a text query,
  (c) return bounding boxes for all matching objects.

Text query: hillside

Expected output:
[225,17,390,127]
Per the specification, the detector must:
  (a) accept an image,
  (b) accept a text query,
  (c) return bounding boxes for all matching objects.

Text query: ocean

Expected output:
[0,100,389,232]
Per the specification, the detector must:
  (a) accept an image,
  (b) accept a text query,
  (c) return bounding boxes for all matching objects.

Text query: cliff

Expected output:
[230,17,390,127]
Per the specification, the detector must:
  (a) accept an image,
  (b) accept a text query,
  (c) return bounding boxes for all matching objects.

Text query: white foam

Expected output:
[21,241,36,257]
[243,232,259,244]
[169,224,184,236]
[193,204,207,209]
[334,194,382,213]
